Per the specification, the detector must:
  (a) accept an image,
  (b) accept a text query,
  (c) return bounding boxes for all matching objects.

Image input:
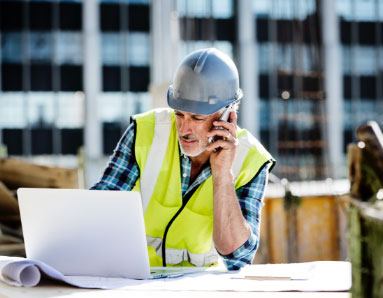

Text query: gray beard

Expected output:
[178,137,206,157]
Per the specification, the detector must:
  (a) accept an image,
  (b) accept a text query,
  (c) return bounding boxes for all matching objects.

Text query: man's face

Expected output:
[174,110,220,157]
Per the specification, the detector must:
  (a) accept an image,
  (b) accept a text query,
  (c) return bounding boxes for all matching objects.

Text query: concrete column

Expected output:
[237,0,259,137]
[321,0,344,178]
[150,0,179,109]
[83,0,102,160]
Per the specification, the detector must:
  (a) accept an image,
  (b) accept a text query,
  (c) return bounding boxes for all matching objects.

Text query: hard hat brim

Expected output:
[167,87,238,115]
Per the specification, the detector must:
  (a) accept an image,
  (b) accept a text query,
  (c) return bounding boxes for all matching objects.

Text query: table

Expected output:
[0,281,351,298]
[0,261,352,298]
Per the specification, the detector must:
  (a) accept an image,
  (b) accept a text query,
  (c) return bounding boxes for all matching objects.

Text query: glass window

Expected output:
[99,92,124,122]
[1,33,23,63]
[358,99,378,124]
[57,91,85,128]
[277,43,292,71]
[379,47,383,71]
[271,0,315,20]
[259,99,269,130]
[127,0,150,4]
[99,0,150,3]
[28,32,52,62]
[258,43,271,73]
[302,45,316,72]
[177,0,210,18]
[297,100,314,130]
[212,0,232,18]
[336,0,352,20]
[355,0,376,21]
[354,46,376,75]
[0,92,25,128]
[28,92,55,127]
[274,0,294,19]
[342,46,351,74]
[56,32,83,65]
[98,91,151,123]
[343,99,351,130]
[127,32,150,66]
[101,33,120,66]
[253,0,270,17]
[298,0,315,20]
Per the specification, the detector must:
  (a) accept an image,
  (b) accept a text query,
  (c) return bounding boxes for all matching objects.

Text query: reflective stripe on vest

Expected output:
[139,109,172,213]
[146,235,218,267]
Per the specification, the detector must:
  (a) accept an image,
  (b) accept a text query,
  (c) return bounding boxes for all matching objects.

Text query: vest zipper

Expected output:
[161,185,199,267]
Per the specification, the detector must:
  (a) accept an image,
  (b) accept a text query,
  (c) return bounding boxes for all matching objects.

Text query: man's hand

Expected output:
[206,111,239,177]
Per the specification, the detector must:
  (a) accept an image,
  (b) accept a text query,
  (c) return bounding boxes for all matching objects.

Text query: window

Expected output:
[355,0,376,21]
[99,91,151,123]
[1,33,23,63]
[56,92,84,128]
[253,0,270,17]
[259,99,270,130]
[101,33,121,66]
[212,0,233,18]
[56,32,83,65]
[354,46,376,75]
[28,32,52,62]
[0,1,25,30]
[28,92,55,127]
[0,92,25,128]
[29,1,53,30]
[60,65,83,91]
[59,2,82,30]
[128,32,150,66]
[31,64,52,91]
[1,64,23,91]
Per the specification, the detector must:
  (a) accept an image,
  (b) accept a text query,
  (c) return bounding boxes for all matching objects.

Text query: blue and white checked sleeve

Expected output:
[90,123,139,191]
[220,165,269,270]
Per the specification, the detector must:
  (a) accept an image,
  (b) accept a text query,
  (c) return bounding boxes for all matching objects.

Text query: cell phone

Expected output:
[208,105,232,145]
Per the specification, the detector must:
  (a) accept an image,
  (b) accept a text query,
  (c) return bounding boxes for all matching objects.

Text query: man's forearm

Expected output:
[212,171,251,255]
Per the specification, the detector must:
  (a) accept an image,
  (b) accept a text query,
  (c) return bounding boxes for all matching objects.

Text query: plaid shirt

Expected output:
[91,122,269,270]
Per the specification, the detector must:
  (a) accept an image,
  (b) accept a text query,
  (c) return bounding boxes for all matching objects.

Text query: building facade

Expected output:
[1,0,382,181]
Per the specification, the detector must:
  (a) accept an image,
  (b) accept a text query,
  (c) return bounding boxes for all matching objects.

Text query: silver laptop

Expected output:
[17,188,151,279]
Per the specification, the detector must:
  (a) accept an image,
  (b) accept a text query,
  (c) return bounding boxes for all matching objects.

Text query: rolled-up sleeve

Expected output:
[220,165,269,270]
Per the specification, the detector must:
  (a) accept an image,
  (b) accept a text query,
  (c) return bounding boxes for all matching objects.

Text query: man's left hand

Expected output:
[207,111,239,177]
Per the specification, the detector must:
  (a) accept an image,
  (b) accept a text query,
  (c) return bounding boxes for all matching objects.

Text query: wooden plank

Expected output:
[252,202,269,264]
[0,182,19,217]
[0,158,78,189]
[0,243,25,254]
[267,198,288,263]
[295,196,340,262]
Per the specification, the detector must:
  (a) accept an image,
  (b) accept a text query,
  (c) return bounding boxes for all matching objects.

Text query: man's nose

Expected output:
[179,118,193,135]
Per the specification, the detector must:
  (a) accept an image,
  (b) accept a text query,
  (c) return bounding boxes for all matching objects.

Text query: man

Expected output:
[92,48,275,270]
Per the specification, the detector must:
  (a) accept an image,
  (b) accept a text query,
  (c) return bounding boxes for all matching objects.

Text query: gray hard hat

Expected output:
[167,48,243,115]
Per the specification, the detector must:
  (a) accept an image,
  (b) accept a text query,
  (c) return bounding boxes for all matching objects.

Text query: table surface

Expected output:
[0,281,351,298]
[0,261,352,297]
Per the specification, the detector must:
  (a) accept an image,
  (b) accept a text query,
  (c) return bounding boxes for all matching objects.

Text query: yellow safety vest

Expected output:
[132,108,275,267]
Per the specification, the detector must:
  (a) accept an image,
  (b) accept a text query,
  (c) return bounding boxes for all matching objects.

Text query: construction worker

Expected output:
[92,48,275,270]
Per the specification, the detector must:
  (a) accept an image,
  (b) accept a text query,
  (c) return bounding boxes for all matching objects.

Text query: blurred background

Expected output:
[1,0,382,186]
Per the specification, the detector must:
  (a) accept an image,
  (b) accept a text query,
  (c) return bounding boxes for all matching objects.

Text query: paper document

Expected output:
[0,256,351,292]
[0,256,222,289]
[234,262,314,280]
